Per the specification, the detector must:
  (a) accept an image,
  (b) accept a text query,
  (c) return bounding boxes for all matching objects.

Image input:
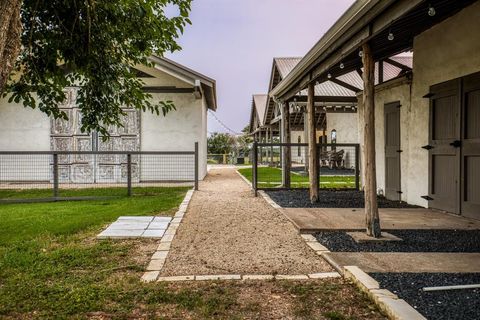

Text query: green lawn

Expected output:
[238,167,356,189]
[0,186,383,319]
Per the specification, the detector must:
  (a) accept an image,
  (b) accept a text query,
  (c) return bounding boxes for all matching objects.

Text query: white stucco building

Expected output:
[0,56,217,183]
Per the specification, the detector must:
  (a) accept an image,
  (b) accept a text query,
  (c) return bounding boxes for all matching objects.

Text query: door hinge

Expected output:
[397,190,403,194]
[421,195,433,201]
[449,140,461,148]
[396,150,403,153]
[422,145,434,150]
[423,93,434,98]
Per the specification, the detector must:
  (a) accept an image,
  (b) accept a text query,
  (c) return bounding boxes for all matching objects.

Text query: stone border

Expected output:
[156,272,340,282]
[141,188,195,282]
[298,233,426,320]
[344,266,427,320]
[235,169,252,188]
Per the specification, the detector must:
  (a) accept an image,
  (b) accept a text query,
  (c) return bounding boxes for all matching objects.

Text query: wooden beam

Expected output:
[281,102,291,187]
[378,60,384,84]
[307,83,319,202]
[294,96,357,103]
[143,86,195,93]
[330,78,361,93]
[384,58,411,71]
[362,42,381,238]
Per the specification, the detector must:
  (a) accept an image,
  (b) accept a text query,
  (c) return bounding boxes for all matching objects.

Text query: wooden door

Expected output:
[461,72,480,219]
[384,102,401,201]
[428,80,461,214]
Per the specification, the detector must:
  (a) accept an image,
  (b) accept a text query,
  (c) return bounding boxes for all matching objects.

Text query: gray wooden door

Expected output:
[428,80,461,214]
[384,102,401,201]
[462,73,480,219]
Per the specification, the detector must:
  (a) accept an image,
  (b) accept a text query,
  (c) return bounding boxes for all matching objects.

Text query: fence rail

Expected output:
[252,142,360,194]
[0,143,199,203]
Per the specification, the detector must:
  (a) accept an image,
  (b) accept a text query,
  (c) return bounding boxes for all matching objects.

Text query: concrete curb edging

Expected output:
[257,190,282,209]
[344,266,427,320]
[155,272,341,282]
[298,234,426,319]
[141,188,195,283]
[235,170,253,188]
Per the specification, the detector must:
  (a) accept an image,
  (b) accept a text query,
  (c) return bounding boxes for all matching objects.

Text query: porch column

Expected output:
[307,83,319,202]
[303,109,309,172]
[281,102,291,187]
[259,129,263,163]
[269,127,274,166]
[362,42,381,237]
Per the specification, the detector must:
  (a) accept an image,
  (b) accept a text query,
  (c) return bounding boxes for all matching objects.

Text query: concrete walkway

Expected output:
[160,168,332,276]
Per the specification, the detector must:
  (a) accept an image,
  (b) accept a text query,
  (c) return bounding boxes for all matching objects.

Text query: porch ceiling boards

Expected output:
[270,0,478,101]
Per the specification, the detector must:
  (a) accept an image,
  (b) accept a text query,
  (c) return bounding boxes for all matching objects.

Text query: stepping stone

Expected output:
[153,217,172,222]
[142,229,166,238]
[117,216,154,222]
[108,223,150,230]
[97,229,144,239]
[148,222,170,229]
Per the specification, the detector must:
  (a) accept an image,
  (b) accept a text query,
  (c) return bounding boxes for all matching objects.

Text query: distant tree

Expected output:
[208,132,235,154]
[0,0,192,137]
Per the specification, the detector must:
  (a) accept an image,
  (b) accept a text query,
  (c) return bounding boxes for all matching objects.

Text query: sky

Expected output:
[166,0,355,134]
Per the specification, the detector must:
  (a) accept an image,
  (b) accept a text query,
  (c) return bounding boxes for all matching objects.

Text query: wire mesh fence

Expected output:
[0,145,198,203]
[252,142,360,191]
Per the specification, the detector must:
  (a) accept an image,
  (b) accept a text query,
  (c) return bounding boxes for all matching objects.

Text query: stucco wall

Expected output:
[408,1,480,206]
[141,92,207,180]
[357,79,412,201]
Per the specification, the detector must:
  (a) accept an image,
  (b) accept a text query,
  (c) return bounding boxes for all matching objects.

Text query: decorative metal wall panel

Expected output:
[50,87,141,184]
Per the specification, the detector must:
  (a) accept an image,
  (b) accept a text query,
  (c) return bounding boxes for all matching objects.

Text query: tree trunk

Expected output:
[362,43,381,238]
[0,0,22,94]
[307,82,319,202]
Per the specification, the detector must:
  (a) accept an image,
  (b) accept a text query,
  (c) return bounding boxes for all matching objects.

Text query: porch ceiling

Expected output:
[271,0,478,101]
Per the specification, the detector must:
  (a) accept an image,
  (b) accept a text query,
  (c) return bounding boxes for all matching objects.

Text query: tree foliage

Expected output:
[3,0,192,137]
[207,132,236,155]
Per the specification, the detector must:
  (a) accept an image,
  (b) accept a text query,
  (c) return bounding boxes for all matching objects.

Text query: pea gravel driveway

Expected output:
[161,168,332,276]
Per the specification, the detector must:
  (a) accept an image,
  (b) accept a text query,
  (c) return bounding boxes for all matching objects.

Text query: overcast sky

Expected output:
[166,0,355,134]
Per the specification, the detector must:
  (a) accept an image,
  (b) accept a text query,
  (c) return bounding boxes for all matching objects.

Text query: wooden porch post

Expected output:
[281,102,291,187]
[307,83,319,202]
[362,42,381,238]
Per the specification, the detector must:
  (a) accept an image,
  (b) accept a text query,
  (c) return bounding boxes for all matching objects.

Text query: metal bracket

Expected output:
[421,195,434,201]
[396,149,403,153]
[423,93,434,98]
[422,145,434,150]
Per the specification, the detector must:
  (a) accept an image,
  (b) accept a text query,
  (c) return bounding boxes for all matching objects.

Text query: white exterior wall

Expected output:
[0,98,51,181]
[357,2,480,207]
[357,79,412,201]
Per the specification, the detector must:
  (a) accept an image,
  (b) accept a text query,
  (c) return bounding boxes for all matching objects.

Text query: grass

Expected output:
[0,186,383,319]
[238,167,356,188]
[0,187,189,245]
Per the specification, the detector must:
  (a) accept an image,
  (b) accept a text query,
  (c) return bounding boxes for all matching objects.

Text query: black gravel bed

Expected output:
[266,189,419,208]
[369,272,480,320]
[314,230,480,252]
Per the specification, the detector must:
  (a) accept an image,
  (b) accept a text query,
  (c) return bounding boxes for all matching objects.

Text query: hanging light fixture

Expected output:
[339,62,345,69]
[359,50,363,57]
[327,73,332,79]
[428,4,436,17]
[388,29,394,41]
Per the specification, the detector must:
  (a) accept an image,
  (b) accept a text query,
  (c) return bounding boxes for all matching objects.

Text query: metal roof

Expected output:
[274,57,302,79]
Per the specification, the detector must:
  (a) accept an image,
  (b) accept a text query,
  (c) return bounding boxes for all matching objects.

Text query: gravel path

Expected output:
[161,168,332,276]
[315,230,480,252]
[267,189,419,208]
[370,272,480,320]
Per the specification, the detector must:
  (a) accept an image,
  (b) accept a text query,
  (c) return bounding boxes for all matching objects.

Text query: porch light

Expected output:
[428,4,436,17]
[331,129,337,144]
[387,30,394,41]
[359,50,363,57]
[339,62,345,69]
[327,73,332,79]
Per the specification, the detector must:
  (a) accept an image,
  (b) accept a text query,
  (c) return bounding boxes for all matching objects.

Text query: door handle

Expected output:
[449,140,461,148]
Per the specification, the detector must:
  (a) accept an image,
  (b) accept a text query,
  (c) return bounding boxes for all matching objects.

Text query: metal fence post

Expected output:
[53,153,59,198]
[355,144,360,190]
[127,153,132,196]
[253,141,258,196]
[194,142,199,191]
